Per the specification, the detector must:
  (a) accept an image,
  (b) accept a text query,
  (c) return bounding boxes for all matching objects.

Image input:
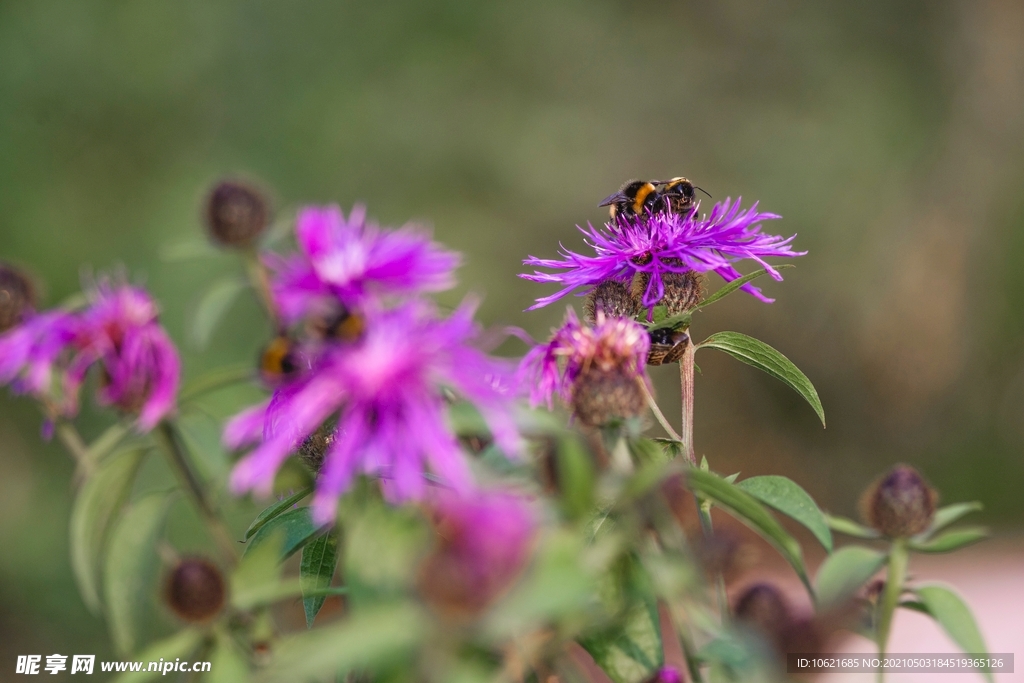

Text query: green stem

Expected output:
[876,538,908,682]
[156,421,238,566]
[243,248,279,325]
[638,377,683,442]
[679,339,696,466]
[55,421,96,482]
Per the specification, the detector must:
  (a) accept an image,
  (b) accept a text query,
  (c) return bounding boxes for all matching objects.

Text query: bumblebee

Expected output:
[310,306,365,342]
[651,177,710,218]
[259,334,299,383]
[598,179,659,220]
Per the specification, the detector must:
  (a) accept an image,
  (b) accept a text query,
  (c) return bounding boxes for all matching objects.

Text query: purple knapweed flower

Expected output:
[522,198,804,309]
[224,298,521,524]
[0,281,180,432]
[417,490,535,616]
[645,667,684,683]
[266,204,461,324]
[519,309,650,426]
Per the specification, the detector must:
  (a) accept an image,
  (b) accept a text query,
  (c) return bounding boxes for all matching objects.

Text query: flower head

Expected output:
[0,280,179,432]
[522,198,803,310]
[164,557,226,623]
[860,464,938,538]
[225,298,520,524]
[519,309,650,426]
[417,490,535,616]
[267,204,461,324]
[204,179,271,248]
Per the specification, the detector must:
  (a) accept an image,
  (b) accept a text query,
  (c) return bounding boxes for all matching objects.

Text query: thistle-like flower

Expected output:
[860,464,938,538]
[519,309,650,427]
[267,204,461,324]
[225,299,520,524]
[417,490,535,617]
[522,198,803,310]
[0,281,179,432]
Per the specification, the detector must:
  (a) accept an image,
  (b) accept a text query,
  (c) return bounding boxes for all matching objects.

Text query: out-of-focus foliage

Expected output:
[2,0,1023,662]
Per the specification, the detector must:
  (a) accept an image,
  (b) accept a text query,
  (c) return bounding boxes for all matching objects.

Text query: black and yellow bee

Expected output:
[598,179,659,220]
[309,306,365,343]
[651,177,709,218]
[259,334,299,383]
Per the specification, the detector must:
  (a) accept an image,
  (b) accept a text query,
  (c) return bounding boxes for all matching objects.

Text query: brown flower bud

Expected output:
[734,583,793,642]
[204,179,270,248]
[0,262,36,332]
[585,279,640,323]
[165,557,226,623]
[860,464,938,538]
[298,424,335,475]
[571,365,647,427]
[632,265,704,317]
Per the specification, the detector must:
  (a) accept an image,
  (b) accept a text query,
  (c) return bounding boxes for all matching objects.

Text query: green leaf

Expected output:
[231,529,286,611]
[260,603,425,682]
[191,276,249,348]
[685,469,812,595]
[580,600,663,683]
[86,422,132,463]
[826,514,880,540]
[736,475,832,552]
[913,584,993,683]
[110,629,203,683]
[301,530,341,628]
[70,447,147,613]
[104,491,177,655]
[207,634,251,683]
[814,546,886,610]
[645,311,692,334]
[245,488,313,541]
[919,502,983,540]
[908,527,988,554]
[446,400,490,436]
[697,331,825,427]
[179,364,254,404]
[695,265,795,310]
[245,506,321,561]
[555,435,596,521]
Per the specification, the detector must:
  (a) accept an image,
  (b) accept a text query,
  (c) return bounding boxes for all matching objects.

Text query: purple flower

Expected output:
[522,198,804,309]
[646,667,684,683]
[417,490,535,616]
[225,298,521,524]
[0,281,180,432]
[266,204,461,325]
[519,309,650,409]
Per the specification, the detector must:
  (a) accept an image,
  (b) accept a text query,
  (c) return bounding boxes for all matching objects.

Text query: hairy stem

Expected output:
[638,377,683,442]
[156,421,238,565]
[679,339,696,466]
[876,538,908,682]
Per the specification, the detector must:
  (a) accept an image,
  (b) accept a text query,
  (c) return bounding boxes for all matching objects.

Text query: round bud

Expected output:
[0,262,36,332]
[298,424,335,475]
[585,279,640,323]
[165,557,226,623]
[632,265,704,316]
[860,464,938,538]
[204,179,270,248]
[734,583,792,643]
[571,365,646,427]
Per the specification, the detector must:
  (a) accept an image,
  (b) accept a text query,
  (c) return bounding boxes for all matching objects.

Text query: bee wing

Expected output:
[598,191,626,207]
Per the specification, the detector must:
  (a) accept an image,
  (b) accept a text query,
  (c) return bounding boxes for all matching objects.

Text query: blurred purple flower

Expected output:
[646,667,684,683]
[418,490,535,616]
[522,198,803,309]
[224,298,521,524]
[266,204,461,324]
[519,308,650,409]
[0,281,179,432]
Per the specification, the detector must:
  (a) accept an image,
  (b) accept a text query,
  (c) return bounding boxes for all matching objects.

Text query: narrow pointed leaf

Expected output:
[179,364,254,404]
[815,546,886,610]
[579,600,663,683]
[645,311,692,334]
[918,502,983,541]
[736,475,832,552]
[245,488,313,541]
[301,530,341,628]
[685,469,812,594]
[110,629,202,683]
[70,447,147,613]
[697,331,824,426]
[908,527,988,554]
[826,514,880,540]
[694,265,795,310]
[86,422,132,463]
[912,584,993,683]
[192,276,249,348]
[245,506,321,561]
[104,491,177,655]
[207,635,251,683]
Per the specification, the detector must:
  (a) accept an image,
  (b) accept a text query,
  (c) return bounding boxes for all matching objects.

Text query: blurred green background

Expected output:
[2,0,1023,662]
